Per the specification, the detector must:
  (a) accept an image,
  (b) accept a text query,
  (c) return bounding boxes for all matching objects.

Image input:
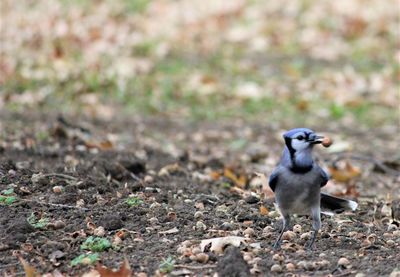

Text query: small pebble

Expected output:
[386,239,395,246]
[194,202,204,210]
[52,186,63,193]
[220,222,234,230]
[194,211,204,219]
[286,263,295,271]
[293,224,302,234]
[149,217,159,225]
[271,264,282,273]
[387,224,398,231]
[282,230,296,240]
[300,232,311,240]
[297,261,307,269]
[355,273,366,277]
[243,253,253,262]
[191,247,201,255]
[244,227,255,237]
[196,221,207,231]
[316,260,330,269]
[93,226,106,236]
[393,230,400,237]
[272,253,285,262]
[149,202,161,209]
[319,253,326,258]
[338,257,350,267]
[144,175,153,183]
[190,253,209,263]
[383,232,393,238]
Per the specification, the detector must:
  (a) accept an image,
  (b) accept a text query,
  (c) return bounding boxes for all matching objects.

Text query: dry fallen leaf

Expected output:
[200,236,248,254]
[260,205,269,215]
[328,161,361,183]
[17,255,38,277]
[224,167,247,188]
[96,259,132,277]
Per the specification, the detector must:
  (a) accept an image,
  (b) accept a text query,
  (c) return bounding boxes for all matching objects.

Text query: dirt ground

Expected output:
[0,112,399,276]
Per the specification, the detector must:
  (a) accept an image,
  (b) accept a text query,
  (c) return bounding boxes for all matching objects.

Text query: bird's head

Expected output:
[283,128,324,153]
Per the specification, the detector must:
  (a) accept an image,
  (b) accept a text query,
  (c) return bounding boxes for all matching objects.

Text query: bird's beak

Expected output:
[309,135,324,144]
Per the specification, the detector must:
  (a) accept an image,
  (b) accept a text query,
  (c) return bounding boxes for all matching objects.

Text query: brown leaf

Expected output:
[224,167,247,188]
[85,139,114,150]
[17,255,38,277]
[96,259,132,277]
[328,161,361,183]
[259,205,269,215]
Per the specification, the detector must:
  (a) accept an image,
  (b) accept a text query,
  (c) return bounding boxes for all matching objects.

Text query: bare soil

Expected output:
[0,112,399,276]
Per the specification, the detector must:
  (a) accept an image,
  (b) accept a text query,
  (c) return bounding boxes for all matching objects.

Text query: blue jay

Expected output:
[269,128,358,249]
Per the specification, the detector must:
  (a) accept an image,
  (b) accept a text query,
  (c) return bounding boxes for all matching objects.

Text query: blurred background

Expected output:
[0,0,399,127]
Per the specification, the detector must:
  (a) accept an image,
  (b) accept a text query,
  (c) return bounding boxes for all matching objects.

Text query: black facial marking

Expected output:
[290,164,313,174]
[285,137,296,157]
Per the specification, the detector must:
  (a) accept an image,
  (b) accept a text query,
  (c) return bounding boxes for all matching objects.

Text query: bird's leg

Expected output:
[273,214,290,249]
[306,206,321,250]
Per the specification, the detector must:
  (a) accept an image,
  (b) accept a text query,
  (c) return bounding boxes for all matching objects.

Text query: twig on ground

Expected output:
[332,154,400,176]
[41,173,78,180]
[174,264,217,270]
[17,199,89,211]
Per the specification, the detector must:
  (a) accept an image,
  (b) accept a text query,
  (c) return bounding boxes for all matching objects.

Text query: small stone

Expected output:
[52,186,63,193]
[272,253,285,262]
[191,247,201,255]
[387,224,398,231]
[48,220,66,230]
[361,239,372,248]
[386,239,395,246]
[93,226,106,236]
[293,224,302,234]
[282,230,296,240]
[300,232,311,240]
[144,175,154,183]
[196,253,209,263]
[392,230,400,237]
[150,202,161,209]
[194,202,204,210]
[245,195,259,204]
[271,264,282,273]
[286,263,295,271]
[316,259,330,269]
[348,231,358,237]
[297,261,307,269]
[338,257,350,267]
[137,273,147,277]
[220,222,234,230]
[383,232,393,238]
[196,221,207,231]
[149,217,159,225]
[243,220,253,227]
[243,253,252,262]
[355,273,366,277]
[243,228,255,237]
[194,211,204,220]
[296,249,306,256]
[184,199,193,204]
[319,253,326,258]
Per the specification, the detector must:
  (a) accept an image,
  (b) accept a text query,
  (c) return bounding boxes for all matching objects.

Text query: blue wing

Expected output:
[268,169,280,192]
[318,166,330,187]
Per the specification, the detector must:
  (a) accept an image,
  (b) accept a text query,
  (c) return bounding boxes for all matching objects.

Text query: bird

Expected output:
[269,128,358,249]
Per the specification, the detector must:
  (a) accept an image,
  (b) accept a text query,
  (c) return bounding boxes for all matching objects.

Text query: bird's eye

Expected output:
[297,135,304,140]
